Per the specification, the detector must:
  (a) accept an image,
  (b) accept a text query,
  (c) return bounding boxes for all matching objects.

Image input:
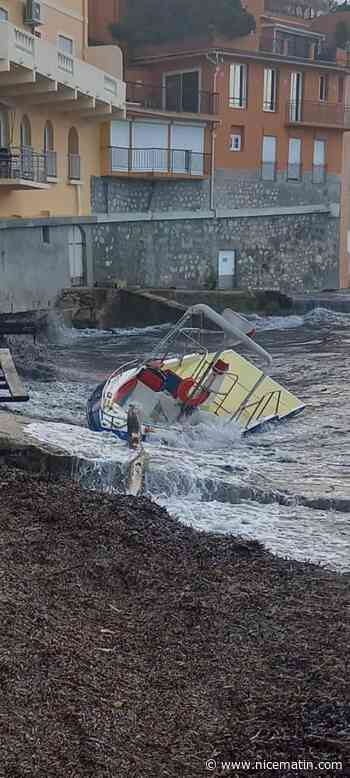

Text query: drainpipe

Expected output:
[83,0,89,60]
[206,51,223,214]
[210,123,216,212]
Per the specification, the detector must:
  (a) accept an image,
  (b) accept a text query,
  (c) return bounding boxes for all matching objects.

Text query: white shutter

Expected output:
[262,136,276,162]
[170,124,204,174]
[288,138,301,164]
[132,122,168,171]
[110,121,130,172]
[313,139,325,166]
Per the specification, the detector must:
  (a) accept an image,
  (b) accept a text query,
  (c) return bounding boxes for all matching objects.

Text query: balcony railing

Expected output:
[259,34,350,67]
[286,100,349,127]
[261,162,276,182]
[0,21,125,112]
[313,164,327,185]
[287,162,302,181]
[264,0,317,19]
[106,147,211,177]
[126,82,219,115]
[68,154,81,181]
[0,147,47,183]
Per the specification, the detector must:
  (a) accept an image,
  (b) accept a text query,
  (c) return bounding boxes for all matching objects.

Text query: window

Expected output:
[58,35,74,55]
[20,115,31,148]
[164,71,200,113]
[288,138,302,181]
[319,75,328,103]
[290,72,303,121]
[0,111,8,148]
[68,127,80,180]
[313,139,326,184]
[0,8,8,21]
[338,77,345,104]
[230,132,242,152]
[229,63,247,109]
[263,68,278,112]
[44,121,57,178]
[261,136,277,181]
[44,121,54,153]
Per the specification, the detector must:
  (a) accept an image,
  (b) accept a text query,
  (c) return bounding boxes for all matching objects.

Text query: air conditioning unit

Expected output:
[230,133,242,152]
[24,0,43,26]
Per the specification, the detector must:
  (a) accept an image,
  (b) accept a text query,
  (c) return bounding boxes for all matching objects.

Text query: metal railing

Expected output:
[261,161,276,182]
[286,100,348,126]
[68,153,81,181]
[0,147,47,183]
[259,34,350,67]
[287,162,302,181]
[126,81,219,115]
[45,150,57,178]
[312,164,327,185]
[106,146,211,177]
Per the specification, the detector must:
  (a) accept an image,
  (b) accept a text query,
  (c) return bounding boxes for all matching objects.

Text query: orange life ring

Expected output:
[177,377,209,408]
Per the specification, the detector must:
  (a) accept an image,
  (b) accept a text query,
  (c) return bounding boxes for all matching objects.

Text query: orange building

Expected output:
[87,0,350,292]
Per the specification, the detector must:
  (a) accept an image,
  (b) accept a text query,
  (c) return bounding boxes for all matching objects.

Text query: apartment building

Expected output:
[0,0,125,310]
[87,0,350,292]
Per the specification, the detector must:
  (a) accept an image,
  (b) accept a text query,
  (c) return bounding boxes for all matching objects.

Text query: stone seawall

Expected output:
[92,210,339,293]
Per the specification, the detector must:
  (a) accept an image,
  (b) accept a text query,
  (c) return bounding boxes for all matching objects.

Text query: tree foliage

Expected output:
[335,19,350,46]
[111,0,255,47]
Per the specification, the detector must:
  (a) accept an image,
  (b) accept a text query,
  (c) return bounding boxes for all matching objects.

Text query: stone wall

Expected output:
[91,170,340,215]
[91,177,210,214]
[92,211,339,293]
[214,170,341,211]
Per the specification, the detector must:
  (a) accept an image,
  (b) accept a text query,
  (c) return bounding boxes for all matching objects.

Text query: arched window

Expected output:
[0,8,8,22]
[20,115,31,148]
[44,120,54,152]
[44,120,57,178]
[0,111,8,148]
[68,126,80,180]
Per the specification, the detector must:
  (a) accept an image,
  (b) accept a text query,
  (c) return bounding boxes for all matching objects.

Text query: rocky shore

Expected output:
[0,465,349,777]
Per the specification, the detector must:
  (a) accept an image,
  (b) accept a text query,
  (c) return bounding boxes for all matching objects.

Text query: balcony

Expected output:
[0,22,125,117]
[286,101,350,128]
[264,0,318,20]
[0,147,49,190]
[103,147,211,179]
[259,33,350,68]
[126,81,219,117]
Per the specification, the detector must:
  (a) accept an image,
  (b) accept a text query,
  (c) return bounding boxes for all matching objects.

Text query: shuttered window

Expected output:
[229,63,247,109]
[263,68,277,112]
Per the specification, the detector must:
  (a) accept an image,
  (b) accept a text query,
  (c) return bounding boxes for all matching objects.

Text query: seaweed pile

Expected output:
[0,465,349,777]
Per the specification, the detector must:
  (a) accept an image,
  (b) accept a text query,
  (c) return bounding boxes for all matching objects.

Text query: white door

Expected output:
[262,136,277,181]
[170,124,204,175]
[132,121,168,171]
[110,120,130,172]
[290,72,303,121]
[218,251,236,290]
[68,226,84,287]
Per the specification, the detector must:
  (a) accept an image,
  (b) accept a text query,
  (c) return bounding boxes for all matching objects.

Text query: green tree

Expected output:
[335,19,350,46]
[111,0,255,47]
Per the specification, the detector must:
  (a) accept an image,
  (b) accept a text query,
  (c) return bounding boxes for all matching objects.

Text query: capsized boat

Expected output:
[87,304,304,444]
